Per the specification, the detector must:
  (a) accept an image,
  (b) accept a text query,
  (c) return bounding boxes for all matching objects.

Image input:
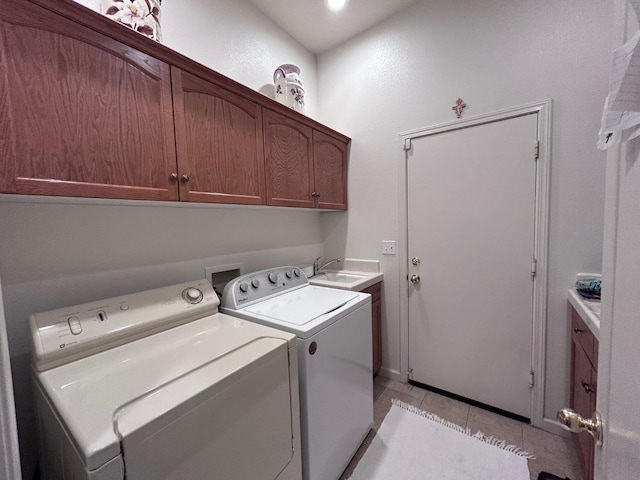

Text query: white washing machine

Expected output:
[29,279,302,480]
[221,266,373,480]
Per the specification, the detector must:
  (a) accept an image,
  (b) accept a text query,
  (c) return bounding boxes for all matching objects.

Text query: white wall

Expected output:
[0,199,323,478]
[318,0,614,424]
[3,1,321,477]
[161,0,318,119]
[75,0,319,118]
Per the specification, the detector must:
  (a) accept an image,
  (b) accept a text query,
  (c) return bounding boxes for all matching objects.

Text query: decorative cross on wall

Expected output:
[452,98,467,118]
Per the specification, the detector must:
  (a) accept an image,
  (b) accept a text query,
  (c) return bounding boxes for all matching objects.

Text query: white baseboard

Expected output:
[378,367,403,382]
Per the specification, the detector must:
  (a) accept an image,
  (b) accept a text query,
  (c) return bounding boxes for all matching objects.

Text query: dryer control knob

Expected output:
[268,272,278,284]
[182,287,203,304]
[239,282,249,293]
[251,279,260,289]
[285,270,293,279]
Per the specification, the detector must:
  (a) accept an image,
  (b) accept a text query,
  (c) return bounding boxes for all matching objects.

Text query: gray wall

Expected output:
[317,0,614,423]
[3,0,322,476]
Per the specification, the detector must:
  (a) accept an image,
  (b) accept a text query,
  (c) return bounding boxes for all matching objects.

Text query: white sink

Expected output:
[312,272,366,283]
[308,269,384,291]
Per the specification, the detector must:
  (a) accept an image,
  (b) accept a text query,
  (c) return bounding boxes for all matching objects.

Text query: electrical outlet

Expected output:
[382,240,397,255]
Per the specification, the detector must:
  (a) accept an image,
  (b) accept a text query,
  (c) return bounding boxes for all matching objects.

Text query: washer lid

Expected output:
[243,286,359,325]
[34,313,294,471]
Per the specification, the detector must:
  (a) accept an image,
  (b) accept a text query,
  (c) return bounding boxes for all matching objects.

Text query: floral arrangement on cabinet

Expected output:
[101,0,162,42]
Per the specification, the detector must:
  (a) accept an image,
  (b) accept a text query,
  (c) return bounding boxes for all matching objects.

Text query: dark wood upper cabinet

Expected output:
[264,109,315,208]
[264,109,348,209]
[172,68,265,205]
[0,0,350,209]
[0,0,178,201]
[313,130,348,210]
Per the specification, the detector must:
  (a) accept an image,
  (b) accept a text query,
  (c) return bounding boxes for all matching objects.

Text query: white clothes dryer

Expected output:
[30,280,302,480]
[221,266,373,480]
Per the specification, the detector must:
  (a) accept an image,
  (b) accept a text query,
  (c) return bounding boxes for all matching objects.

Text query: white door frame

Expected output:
[398,99,552,428]
[0,273,22,480]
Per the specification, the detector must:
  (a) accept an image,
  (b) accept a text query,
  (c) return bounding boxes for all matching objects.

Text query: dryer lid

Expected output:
[34,313,293,471]
[243,286,360,325]
[118,338,294,480]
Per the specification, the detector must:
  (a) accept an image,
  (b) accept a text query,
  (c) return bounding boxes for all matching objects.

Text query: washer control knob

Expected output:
[68,316,82,335]
[268,272,278,284]
[239,282,249,293]
[285,270,293,279]
[182,287,203,304]
[294,269,300,277]
[251,279,260,289]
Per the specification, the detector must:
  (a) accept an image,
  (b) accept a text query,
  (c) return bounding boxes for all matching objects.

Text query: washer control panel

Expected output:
[221,266,308,309]
[30,280,217,371]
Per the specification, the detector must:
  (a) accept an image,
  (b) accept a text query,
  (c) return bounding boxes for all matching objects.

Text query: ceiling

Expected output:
[247,0,421,55]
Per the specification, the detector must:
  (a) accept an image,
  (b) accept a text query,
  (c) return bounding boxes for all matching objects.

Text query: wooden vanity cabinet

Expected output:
[264,109,348,209]
[172,68,265,205]
[570,307,598,480]
[361,282,382,376]
[0,0,178,201]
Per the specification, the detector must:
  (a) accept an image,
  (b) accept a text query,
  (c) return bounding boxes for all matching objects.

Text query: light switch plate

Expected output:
[382,240,397,255]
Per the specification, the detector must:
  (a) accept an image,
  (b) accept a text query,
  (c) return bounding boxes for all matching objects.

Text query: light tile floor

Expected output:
[340,376,583,480]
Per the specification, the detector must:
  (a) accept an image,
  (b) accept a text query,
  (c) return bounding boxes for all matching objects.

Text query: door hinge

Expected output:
[531,257,537,277]
[403,138,412,151]
[534,140,540,161]
[529,370,535,388]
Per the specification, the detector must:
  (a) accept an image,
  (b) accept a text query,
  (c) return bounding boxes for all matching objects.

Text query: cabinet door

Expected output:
[172,68,265,205]
[313,131,348,210]
[571,340,596,480]
[263,109,314,208]
[0,0,178,200]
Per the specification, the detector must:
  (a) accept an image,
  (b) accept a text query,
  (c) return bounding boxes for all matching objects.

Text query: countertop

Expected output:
[568,289,600,340]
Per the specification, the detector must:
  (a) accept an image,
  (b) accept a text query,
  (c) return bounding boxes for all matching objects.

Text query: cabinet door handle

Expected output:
[170,173,179,182]
[311,192,320,198]
[574,327,584,333]
[181,174,190,183]
[581,380,594,394]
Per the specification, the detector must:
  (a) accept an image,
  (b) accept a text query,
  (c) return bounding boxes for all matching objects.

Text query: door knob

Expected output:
[181,174,190,183]
[411,257,421,266]
[557,408,603,446]
[410,274,421,284]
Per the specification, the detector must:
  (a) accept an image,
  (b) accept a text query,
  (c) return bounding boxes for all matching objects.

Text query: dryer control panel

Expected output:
[221,266,308,309]
[30,280,218,371]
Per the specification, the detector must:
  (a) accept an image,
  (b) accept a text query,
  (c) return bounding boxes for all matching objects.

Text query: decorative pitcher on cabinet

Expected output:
[274,64,305,113]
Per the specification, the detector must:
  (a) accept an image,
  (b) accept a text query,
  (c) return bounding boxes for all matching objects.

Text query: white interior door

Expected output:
[594,97,640,478]
[407,113,538,419]
[593,0,640,474]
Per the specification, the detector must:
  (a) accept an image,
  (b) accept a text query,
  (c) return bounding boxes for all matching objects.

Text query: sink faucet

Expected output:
[313,257,341,276]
